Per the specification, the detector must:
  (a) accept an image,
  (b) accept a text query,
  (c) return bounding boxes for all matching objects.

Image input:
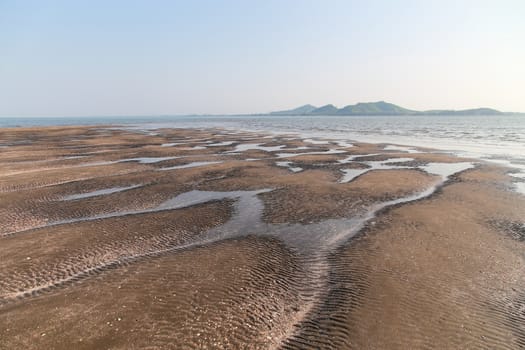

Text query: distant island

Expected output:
[267,101,513,116]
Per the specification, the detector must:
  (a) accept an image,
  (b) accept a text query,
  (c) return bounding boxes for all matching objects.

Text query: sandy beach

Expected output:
[0,125,524,349]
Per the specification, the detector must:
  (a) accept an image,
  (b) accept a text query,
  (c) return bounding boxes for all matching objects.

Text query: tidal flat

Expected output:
[0,125,524,349]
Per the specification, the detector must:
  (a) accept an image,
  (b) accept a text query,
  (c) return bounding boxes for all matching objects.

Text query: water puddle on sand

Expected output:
[515,182,525,195]
[483,158,525,194]
[276,161,303,173]
[383,144,421,153]
[339,157,415,183]
[335,140,354,148]
[62,155,88,160]
[338,153,382,164]
[339,155,474,183]
[277,149,346,158]
[122,157,181,164]
[60,185,142,201]
[420,162,475,179]
[304,139,330,145]
[208,141,236,147]
[227,143,286,153]
[158,161,222,171]
[510,171,525,195]
[160,142,185,147]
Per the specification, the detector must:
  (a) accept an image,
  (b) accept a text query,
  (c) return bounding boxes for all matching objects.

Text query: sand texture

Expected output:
[0,126,524,349]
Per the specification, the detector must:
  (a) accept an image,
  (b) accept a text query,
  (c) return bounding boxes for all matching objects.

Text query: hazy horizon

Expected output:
[1,0,524,117]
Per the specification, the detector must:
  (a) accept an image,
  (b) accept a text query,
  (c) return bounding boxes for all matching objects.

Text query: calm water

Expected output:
[1,114,525,174]
[134,115,525,158]
[0,116,168,128]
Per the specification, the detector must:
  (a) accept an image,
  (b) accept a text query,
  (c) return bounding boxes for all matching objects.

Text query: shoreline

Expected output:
[0,125,524,349]
[3,121,524,197]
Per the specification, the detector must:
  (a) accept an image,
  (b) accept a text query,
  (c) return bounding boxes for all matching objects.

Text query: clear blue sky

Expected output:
[1,0,524,116]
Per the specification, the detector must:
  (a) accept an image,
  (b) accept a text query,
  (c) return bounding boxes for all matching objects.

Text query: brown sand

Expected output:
[0,126,524,349]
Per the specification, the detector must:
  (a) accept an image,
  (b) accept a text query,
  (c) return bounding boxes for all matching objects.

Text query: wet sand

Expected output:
[0,125,524,349]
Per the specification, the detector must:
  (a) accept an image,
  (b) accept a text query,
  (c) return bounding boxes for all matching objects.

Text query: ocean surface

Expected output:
[1,115,525,191]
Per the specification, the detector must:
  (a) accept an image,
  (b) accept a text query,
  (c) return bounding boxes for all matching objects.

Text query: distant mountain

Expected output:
[270,104,317,115]
[267,101,508,116]
[337,101,415,115]
[423,108,504,116]
[310,104,339,115]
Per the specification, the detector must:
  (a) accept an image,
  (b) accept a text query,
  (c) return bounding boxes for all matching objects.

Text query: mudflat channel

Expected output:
[0,126,524,349]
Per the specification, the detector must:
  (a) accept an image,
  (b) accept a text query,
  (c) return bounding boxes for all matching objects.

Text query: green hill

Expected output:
[268,102,506,116]
[270,104,317,115]
[310,104,339,115]
[337,101,415,115]
[423,108,503,116]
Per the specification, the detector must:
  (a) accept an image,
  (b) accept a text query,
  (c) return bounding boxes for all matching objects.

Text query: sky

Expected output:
[1,0,524,117]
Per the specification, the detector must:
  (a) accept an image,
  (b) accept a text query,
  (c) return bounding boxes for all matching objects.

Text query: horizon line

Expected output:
[1,101,524,119]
